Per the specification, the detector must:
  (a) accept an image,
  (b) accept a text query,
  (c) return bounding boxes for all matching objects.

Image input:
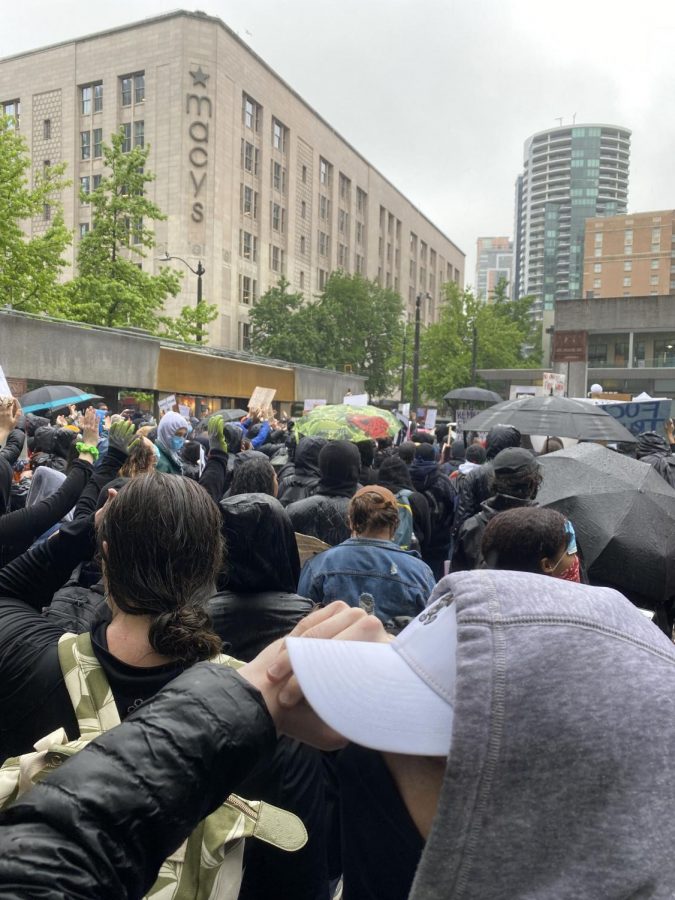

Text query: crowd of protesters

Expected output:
[1,392,675,899]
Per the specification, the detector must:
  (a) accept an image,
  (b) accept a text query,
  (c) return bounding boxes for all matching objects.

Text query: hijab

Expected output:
[218,493,301,593]
[317,440,360,498]
[157,412,190,468]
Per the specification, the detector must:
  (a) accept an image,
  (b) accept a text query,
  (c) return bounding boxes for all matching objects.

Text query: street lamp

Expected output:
[160,251,206,343]
[411,292,431,414]
[400,319,408,404]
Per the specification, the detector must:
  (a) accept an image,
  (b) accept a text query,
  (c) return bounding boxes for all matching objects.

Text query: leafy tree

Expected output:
[419,281,541,403]
[0,115,71,314]
[249,273,404,396]
[60,128,217,340]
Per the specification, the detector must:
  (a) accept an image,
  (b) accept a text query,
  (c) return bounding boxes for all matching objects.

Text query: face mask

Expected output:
[152,443,161,461]
[553,552,581,583]
[170,436,185,452]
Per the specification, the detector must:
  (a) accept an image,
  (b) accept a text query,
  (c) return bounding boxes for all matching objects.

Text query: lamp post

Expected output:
[160,251,205,343]
[400,320,408,404]
[411,293,430,415]
[470,321,478,384]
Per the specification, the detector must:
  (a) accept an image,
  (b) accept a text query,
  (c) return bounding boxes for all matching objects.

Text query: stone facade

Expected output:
[0,10,465,350]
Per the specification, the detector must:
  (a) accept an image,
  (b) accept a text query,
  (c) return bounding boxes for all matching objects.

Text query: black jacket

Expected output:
[635,431,675,490]
[409,459,455,559]
[208,591,313,661]
[0,664,276,900]
[286,494,352,546]
[277,437,326,507]
[452,494,536,571]
[454,426,521,530]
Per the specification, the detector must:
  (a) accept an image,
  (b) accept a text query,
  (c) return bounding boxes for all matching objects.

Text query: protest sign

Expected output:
[0,365,10,397]
[248,386,277,412]
[303,399,326,414]
[345,393,368,407]
[455,409,480,433]
[158,394,176,414]
[543,372,566,397]
[424,408,438,430]
[178,404,191,419]
[590,398,672,437]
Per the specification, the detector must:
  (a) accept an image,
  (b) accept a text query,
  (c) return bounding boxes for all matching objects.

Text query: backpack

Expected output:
[393,489,414,550]
[0,632,307,900]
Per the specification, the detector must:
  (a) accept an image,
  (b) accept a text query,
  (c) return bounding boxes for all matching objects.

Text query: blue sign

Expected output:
[601,399,672,437]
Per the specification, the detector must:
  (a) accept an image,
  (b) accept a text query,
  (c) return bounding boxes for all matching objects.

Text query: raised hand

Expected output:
[207,415,228,453]
[107,419,136,455]
[81,407,101,448]
[0,397,20,444]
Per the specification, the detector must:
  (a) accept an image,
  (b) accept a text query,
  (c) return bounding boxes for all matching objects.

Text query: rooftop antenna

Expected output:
[572,112,577,124]
[555,117,563,126]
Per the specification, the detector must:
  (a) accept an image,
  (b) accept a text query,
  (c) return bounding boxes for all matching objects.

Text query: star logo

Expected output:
[190,66,209,88]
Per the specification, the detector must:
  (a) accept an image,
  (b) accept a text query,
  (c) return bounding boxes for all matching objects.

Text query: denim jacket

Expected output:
[298,537,436,624]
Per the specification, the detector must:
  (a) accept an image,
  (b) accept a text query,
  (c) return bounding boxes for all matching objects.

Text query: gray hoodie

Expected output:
[410,569,675,900]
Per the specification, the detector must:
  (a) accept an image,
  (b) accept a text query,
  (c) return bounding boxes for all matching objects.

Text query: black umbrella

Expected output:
[20,385,103,414]
[198,408,248,429]
[461,395,637,443]
[444,386,503,404]
[538,443,675,612]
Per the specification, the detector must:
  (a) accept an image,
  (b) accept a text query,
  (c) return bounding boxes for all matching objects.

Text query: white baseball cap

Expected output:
[286,593,457,756]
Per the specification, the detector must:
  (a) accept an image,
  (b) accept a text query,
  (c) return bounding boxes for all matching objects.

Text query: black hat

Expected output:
[492,447,539,475]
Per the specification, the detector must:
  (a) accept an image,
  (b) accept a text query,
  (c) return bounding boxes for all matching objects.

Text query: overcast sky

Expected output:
[3,0,675,283]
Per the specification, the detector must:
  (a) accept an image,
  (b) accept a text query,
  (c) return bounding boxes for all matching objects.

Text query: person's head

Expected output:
[317,440,360,497]
[490,448,542,500]
[97,473,224,665]
[222,423,244,455]
[355,439,376,470]
[348,485,399,540]
[466,444,487,465]
[540,436,564,455]
[229,452,277,497]
[157,412,190,454]
[481,507,578,578]
[218,493,300,593]
[119,436,158,478]
[294,437,327,476]
[377,454,413,492]
[450,439,466,461]
[397,442,416,465]
[414,443,436,463]
[485,425,521,460]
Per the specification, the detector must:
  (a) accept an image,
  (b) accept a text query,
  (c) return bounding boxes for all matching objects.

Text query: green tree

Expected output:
[0,115,71,314]
[249,277,322,362]
[59,128,205,335]
[419,281,541,403]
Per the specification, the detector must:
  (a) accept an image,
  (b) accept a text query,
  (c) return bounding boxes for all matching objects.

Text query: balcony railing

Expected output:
[589,357,675,369]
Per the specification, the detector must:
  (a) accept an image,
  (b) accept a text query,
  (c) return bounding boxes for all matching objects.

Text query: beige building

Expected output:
[0,10,464,350]
[583,210,675,299]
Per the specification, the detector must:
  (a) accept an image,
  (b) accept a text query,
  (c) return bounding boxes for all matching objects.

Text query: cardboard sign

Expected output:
[158,394,176,414]
[543,372,566,397]
[303,399,326,414]
[249,386,277,412]
[345,393,368,407]
[588,398,672,437]
[0,365,10,398]
[424,408,438,430]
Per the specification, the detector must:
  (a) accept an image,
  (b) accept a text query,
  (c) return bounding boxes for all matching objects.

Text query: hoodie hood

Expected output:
[485,425,521,460]
[222,423,244,455]
[636,431,671,459]
[218,493,301,593]
[317,440,360,498]
[409,568,675,900]
[294,437,327,478]
[377,455,414,493]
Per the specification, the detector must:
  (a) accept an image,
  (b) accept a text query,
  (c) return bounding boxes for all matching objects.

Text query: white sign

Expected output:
[178,404,191,419]
[158,394,176,414]
[345,393,369,407]
[398,403,410,420]
[249,386,277,412]
[0,365,10,398]
[303,399,326,413]
[509,385,544,400]
[543,372,566,397]
[424,408,438,430]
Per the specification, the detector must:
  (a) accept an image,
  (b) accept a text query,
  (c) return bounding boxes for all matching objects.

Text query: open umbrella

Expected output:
[444,386,503,404]
[461,395,637,443]
[294,404,402,442]
[198,408,248,428]
[538,443,675,612]
[19,385,103,414]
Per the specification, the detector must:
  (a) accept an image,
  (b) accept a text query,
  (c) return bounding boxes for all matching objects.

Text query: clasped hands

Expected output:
[239,602,390,751]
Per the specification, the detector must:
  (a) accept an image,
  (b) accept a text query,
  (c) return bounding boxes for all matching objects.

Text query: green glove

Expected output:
[208,415,228,453]
[108,419,136,455]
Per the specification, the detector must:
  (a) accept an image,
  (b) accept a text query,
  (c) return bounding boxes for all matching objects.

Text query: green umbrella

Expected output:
[294,404,402,442]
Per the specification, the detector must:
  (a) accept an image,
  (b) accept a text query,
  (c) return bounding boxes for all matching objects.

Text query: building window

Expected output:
[318,268,328,290]
[624,260,632,272]
[270,245,284,273]
[94,83,103,113]
[319,157,332,186]
[594,248,603,257]
[650,275,659,286]
[624,244,632,256]
[593,278,601,289]
[594,263,602,273]
[272,117,287,152]
[239,322,251,351]
[121,123,132,153]
[121,77,132,107]
[43,119,51,140]
[409,259,416,281]
[79,222,90,239]
[243,93,261,131]
[338,243,348,268]
[241,140,259,175]
[623,276,631,287]
[299,271,305,289]
[2,99,20,129]
[271,202,283,232]
[239,230,257,261]
[356,221,363,245]
[80,176,91,200]
[239,274,257,305]
[338,209,348,234]
[302,165,307,184]
[301,200,306,219]
[241,185,258,218]
[356,188,367,214]
[93,127,103,158]
[420,241,427,262]
[300,235,306,255]
[652,227,661,244]
[272,161,286,193]
[80,130,91,160]
[651,259,660,269]
[319,195,330,220]
[355,253,364,274]
[339,173,351,201]
[81,85,92,116]
[134,120,144,148]
[624,229,633,244]
[318,231,329,257]
[410,232,418,255]
[134,73,145,104]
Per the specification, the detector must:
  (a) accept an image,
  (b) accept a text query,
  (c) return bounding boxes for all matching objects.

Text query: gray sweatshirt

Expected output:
[409,569,675,899]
